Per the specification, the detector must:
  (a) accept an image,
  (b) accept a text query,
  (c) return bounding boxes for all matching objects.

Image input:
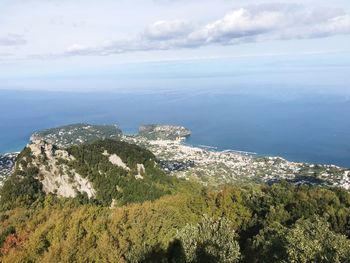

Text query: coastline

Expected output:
[1,123,350,190]
[1,132,349,170]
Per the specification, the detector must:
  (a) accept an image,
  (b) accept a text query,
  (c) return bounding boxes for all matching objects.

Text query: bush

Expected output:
[177,215,241,263]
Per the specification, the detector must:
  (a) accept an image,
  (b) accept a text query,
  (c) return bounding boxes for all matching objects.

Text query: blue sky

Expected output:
[0,0,350,92]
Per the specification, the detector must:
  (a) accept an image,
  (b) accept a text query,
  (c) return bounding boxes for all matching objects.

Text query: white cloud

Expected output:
[185,4,350,45]
[144,20,193,40]
[0,34,26,46]
[37,3,350,58]
[66,44,89,54]
[322,15,350,35]
[188,7,284,44]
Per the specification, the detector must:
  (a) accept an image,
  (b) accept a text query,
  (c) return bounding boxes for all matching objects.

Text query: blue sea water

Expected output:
[0,88,349,168]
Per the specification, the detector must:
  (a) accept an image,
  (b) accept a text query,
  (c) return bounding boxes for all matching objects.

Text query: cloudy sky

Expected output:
[1,0,350,91]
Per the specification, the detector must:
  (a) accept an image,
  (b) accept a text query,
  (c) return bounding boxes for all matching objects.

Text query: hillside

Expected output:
[0,138,194,210]
[0,123,350,262]
[31,123,122,148]
[138,124,191,140]
[2,123,350,191]
[1,181,350,262]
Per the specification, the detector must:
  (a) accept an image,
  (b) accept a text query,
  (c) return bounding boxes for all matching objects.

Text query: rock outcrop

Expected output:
[22,140,96,198]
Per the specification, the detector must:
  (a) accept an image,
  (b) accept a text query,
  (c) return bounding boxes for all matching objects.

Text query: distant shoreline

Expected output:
[1,125,349,170]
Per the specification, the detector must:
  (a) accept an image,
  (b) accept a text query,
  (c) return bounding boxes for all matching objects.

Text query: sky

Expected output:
[0,0,350,92]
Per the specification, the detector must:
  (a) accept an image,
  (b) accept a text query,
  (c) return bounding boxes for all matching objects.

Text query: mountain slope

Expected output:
[0,139,188,209]
[0,124,350,262]
[66,139,181,205]
[31,123,122,148]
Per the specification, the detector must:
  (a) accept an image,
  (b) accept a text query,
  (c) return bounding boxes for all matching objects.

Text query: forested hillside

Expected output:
[1,183,350,262]
[0,139,350,262]
[66,139,195,205]
[0,139,196,209]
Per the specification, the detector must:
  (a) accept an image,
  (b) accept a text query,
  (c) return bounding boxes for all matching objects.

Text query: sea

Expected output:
[1,87,350,168]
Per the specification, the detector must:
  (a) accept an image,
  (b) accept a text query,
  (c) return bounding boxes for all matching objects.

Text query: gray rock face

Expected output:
[22,140,96,198]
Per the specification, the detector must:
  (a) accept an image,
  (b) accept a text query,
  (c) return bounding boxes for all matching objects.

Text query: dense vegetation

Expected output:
[1,140,350,262]
[35,124,121,138]
[32,123,122,148]
[66,139,196,206]
[0,146,44,210]
[0,139,195,209]
[1,182,350,262]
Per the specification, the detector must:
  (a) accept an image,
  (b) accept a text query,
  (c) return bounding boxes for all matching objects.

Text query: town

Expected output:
[0,153,17,186]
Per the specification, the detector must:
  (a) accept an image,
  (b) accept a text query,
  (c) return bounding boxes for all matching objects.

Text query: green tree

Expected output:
[177,215,240,263]
[252,217,350,263]
[286,217,350,263]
